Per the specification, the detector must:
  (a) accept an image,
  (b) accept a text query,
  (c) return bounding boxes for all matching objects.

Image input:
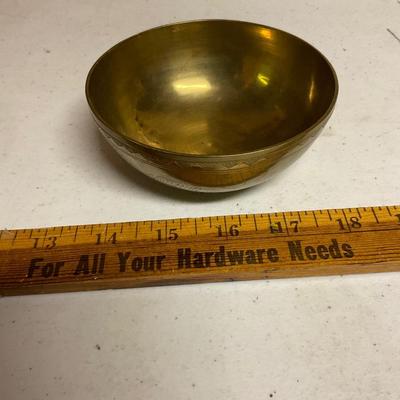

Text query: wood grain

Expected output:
[1,206,399,296]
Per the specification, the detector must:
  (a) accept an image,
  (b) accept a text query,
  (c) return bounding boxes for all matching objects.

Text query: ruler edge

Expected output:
[1,204,398,233]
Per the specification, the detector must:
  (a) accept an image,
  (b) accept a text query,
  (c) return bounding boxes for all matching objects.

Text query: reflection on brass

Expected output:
[86,20,338,192]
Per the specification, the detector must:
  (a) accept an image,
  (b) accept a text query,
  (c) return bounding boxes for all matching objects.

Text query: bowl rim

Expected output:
[85,19,339,159]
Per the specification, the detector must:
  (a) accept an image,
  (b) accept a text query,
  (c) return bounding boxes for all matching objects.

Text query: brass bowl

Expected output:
[86,20,338,192]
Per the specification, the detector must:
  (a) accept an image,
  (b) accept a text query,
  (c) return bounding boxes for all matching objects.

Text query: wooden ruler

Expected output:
[1,205,400,296]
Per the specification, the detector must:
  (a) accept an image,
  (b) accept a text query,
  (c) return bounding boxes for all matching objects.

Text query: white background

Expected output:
[1,0,400,399]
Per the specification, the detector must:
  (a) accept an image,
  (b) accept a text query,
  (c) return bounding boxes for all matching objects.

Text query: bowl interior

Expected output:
[86,20,337,156]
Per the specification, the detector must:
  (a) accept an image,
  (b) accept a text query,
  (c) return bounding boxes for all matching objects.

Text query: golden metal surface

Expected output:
[86,20,338,191]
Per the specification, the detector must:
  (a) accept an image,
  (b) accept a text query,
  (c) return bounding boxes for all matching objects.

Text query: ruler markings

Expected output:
[282,212,290,236]
[312,211,319,227]
[1,205,400,296]
[104,224,109,242]
[253,215,258,231]
[73,226,78,242]
[341,209,351,232]
[371,207,380,224]
[11,231,17,245]
[223,216,228,238]
[1,225,400,257]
